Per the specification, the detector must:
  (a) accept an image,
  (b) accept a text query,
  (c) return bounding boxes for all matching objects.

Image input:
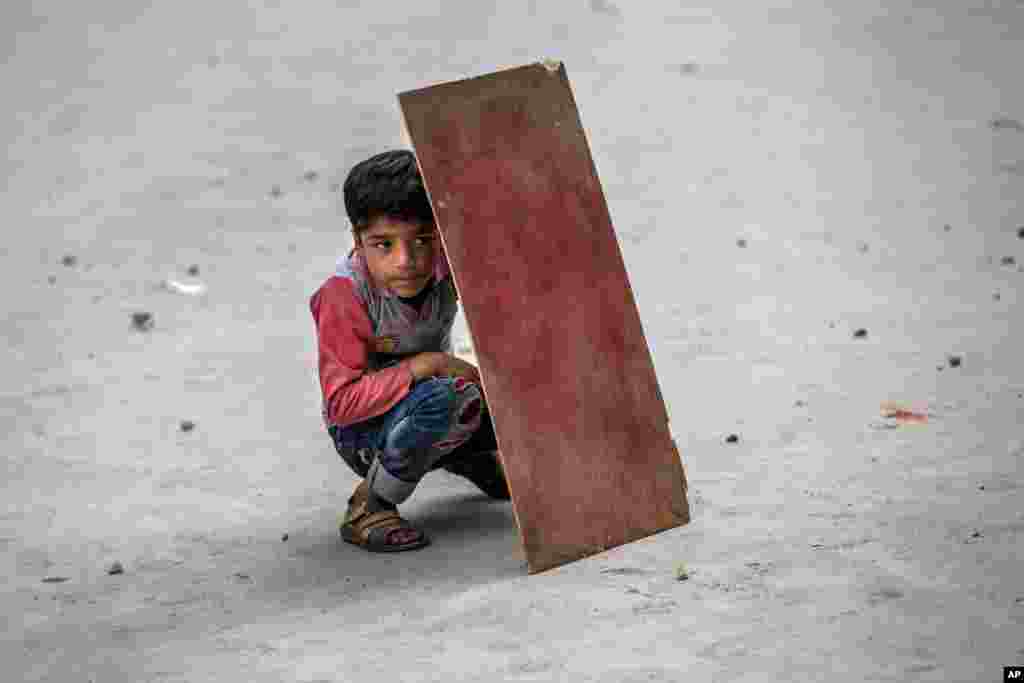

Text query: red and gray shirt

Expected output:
[309,246,458,429]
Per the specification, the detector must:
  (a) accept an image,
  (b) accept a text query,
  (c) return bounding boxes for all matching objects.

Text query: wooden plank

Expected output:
[398,62,689,573]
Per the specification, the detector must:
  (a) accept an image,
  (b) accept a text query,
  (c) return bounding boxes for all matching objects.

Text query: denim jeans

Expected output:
[328,377,495,502]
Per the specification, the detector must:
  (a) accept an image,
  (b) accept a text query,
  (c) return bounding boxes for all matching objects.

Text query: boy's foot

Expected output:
[441,450,511,500]
[340,480,429,552]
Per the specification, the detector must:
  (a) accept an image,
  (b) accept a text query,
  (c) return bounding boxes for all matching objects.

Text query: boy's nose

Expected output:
[395,244,413,265]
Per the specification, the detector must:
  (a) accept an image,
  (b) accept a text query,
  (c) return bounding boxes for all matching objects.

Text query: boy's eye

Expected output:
[374,241,391,250]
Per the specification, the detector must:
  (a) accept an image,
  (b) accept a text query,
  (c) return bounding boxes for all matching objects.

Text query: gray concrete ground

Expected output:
[3,1,1023,681]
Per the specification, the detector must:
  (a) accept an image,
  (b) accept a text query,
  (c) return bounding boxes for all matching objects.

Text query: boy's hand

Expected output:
[441,355,481,384]
[407,352,480,384]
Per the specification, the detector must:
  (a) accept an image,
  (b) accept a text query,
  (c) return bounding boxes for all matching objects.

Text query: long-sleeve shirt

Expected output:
[309,247,458,429]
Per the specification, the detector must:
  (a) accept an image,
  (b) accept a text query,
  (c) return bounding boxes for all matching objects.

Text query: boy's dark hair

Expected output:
[342,150,435,237]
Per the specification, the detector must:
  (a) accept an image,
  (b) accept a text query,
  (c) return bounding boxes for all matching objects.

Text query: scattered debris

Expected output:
[794,400,807,407]
[994,292,1001,301]
[303,170,319,182]
[810,543,826,550]
[1018,226,1024,239]
[853,328,868,339]
[269,185,283,198]
[233,572,252,582]
[880,402,928,424]
[966,530,983,543]
[1001,256,1017,266]
[856,241,869,253]
[736,238,748,248]
[978,485,986,491]
[162,278,207,296]
[187,264,200,276]
[725,433,740,444]
[675,562,690,581]
[42,576,69,583]
[107,561,124,576]
[677,62,699,75]
[589,0,621,15]
[601,566,645,576]
[179,420,196,433]
[947,355,962,368]
[61,254,77,267]
[943,224,952,232]
[47,275,56,285]
[131,312,154,331]
[281,533,289,542]
[990,117,1024,132]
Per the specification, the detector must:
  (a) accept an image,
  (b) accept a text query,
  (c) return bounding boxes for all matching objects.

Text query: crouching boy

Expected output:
[309,150,509,553]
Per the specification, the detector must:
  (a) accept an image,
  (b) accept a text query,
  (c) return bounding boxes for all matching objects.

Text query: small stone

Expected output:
[131,312,154,331]
[303,170,319,182]
[948,355,962,368]
[187,264,200,276]
[675,562,690,581]
[725,433,739,444]
[677,62,699,75]
[42,576,69,583]
[943,224,952,232]
[994,292,1001,301]
[269,185,283,198]
[47,275,57,284]
[1001,255,1016,266]
[794,400,806,407]
[970,530,982,538]
[978,485,985,491]
[233,572,252,582]
[180,420,195,433]
[107,561,124,575]
[281,533,289,542]
[1018,226,1024,239]
[61,254,77,267]
[857,242,869,253]
[990,117,1024,132]
[853,328,868,339]
[736,238,747,248]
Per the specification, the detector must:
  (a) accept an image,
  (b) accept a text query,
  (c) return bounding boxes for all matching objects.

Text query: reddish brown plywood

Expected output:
[398,62,689,573]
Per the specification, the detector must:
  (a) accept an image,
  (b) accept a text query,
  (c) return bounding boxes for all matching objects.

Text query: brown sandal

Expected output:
[339,481,430,553]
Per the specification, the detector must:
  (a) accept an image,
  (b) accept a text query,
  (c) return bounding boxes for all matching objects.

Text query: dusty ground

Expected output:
[3,0,1023,681]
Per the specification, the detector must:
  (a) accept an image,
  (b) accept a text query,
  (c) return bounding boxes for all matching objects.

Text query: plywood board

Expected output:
[398,62,689,573]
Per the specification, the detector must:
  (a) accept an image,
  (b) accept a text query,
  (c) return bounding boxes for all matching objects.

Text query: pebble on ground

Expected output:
[131,312,154,331]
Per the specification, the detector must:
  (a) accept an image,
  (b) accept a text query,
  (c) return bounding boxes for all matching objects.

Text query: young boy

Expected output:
[309,149,509,553]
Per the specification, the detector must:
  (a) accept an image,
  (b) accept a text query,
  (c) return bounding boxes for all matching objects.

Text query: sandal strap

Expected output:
[349,509,410,542]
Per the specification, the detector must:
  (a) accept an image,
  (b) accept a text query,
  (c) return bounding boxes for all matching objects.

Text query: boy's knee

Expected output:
[408,378,457,425]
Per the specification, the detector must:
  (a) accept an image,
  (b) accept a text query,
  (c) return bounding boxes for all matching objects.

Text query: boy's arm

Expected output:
[310,278,415,428]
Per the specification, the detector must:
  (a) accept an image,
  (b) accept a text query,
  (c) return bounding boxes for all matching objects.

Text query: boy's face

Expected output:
[355,215,437,297]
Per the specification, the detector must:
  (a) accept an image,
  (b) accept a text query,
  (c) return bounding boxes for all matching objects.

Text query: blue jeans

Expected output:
[328,378,494,502]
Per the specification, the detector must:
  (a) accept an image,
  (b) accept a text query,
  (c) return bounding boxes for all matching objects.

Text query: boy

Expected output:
[310,149,510,553]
